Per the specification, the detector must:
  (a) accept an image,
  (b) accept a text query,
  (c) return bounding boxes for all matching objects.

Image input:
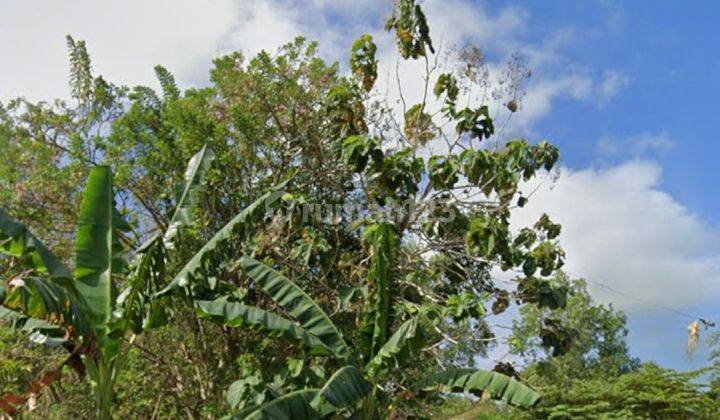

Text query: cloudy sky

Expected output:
[2,0,719,370]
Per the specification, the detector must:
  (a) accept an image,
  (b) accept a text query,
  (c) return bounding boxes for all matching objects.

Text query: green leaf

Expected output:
[404,104,436,145]
[157,187,285,296]
[338,286,365,311]
[539,318,573,356]
[360,223,399,361]
[411,368,540,408]
[1,277,89,336]
[385,0,434,59]
[287,358,304,378]
[0,208,71,279]
[340,135,380,173]
[365,317,426,378]
[428,155,460,190]
[516,277,567,310]
[227,373,265,410]
[153,65,180,100]
[115,235,167,333]
[349,34,378,92]
[240,257,350,360]
[310,366,372,416]
[461,149,494,187]
[434,73,459,101]
[74,165,114,336]
[0,306,66,347]
[164,144,215,247]
[233,390,319,420]
[196,298,334,356]
[0,305,60,334]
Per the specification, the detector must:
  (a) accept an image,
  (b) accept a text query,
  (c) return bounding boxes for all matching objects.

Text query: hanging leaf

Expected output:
[365,317,426,378]
[310,366,372,416]
[115,235,167,333]
[539,318,573,356]
[411,368,540,408]
[349,34,378,92]
[404,104,437,145]
[157,186,286,296]
[1,276,89,336]
[164,144,215,248]
[240,257,350,360]
[516,277,567,310]
[231,389,319,420]
[340,135,380,173]
[0,306,64,344]
[385,0,435,59]
[453,106,494,140]
[428,155,461,190]
[0,208,71,279]
[434,73,459,102]
[196,298,334,356]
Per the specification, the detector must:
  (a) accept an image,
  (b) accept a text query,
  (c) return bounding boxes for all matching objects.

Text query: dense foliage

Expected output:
[507,275,718,419]
[511,273,640,383]
[1,0,715,418]
[531,363,717,419]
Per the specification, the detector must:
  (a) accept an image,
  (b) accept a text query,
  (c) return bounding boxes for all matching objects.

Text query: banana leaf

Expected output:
[360,223,398,361]
[240,257,350,360]
[196,298,334,356]
[115,235,167,333]
[365,317,426,378]
[0,208,70,279]
[411,368,540,408]
[310,366,372,416]
[157,187,285,296]
[74,165,114,336]
[164,144,215,247]
[1,276,89,336]
[233,390,319,420]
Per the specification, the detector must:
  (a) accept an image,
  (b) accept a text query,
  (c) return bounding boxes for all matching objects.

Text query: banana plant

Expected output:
[0,145,214,417]
[196,233,540,418]
[0,165,130,418]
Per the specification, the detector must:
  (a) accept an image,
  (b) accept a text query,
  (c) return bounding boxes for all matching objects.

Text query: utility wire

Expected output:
[564,270,707,323]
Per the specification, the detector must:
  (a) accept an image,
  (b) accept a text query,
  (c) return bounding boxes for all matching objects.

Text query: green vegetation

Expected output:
[507,274,718,419]
[1,0,717,418]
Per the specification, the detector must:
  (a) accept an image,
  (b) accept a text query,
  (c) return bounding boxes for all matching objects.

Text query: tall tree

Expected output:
[1,0,571,416]
[511,272,639,386]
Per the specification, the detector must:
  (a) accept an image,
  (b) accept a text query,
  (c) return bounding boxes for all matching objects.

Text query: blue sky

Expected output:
[479,0,720,371]
[1,0,719,372]
[506,0,720,222]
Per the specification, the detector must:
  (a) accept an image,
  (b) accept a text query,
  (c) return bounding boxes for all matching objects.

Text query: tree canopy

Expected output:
[1,0,715,419]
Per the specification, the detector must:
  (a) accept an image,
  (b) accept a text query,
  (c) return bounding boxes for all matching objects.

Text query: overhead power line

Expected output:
[564,270,708,323]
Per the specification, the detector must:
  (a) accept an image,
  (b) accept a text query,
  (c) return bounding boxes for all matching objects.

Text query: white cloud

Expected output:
[519,74,593,127]
[597,131,675,158]
[222,1,304,59]
[513,161,720,311]
[422,1,529,48]
[598,69,630,104]
[0,0,612,142]
[0,0,242,100]
[0,0,356,101]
